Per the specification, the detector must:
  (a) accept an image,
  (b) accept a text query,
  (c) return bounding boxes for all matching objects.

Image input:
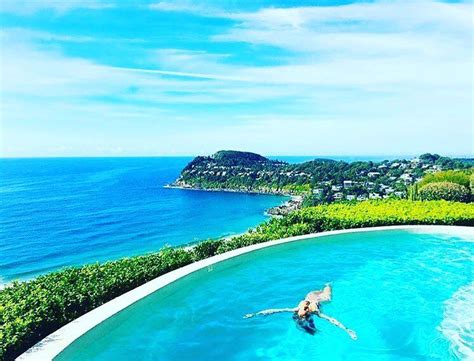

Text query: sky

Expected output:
[0,0,472,157]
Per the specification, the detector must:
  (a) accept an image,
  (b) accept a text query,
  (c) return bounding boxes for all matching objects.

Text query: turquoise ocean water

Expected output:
[56,229,474,361]
[0,157,288,284]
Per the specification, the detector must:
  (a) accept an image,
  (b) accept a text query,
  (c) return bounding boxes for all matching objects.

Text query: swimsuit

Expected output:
[293,300,321,335]
[293,313,317,335]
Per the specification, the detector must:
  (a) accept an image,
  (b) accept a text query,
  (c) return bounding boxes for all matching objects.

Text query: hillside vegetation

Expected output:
[409,170,473,202]
[172,150,473,203]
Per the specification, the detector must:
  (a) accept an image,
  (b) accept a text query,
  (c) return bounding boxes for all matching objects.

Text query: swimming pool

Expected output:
[31,227,474,360]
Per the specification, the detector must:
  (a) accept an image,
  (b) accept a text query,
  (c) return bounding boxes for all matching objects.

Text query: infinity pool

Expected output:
[56,229,473,361]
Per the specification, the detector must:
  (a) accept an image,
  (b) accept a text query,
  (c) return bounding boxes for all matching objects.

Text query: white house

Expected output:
[369,193,381,199]
[333,192,344,200]
[400,174,412,181]
[343,180,353,188]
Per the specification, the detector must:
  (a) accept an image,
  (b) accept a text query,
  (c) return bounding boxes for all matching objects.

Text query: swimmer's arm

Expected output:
[244,308,297,318]
[318,313,358,340]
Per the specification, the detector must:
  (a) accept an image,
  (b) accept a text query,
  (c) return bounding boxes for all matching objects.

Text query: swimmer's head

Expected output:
[297,300,311,318]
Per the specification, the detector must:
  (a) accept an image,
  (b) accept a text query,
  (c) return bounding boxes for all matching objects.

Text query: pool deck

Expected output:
[17,225,473,361]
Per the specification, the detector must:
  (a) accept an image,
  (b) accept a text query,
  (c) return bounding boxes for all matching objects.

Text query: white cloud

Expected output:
[147,1,473,91]
[0,0,114,15]
[148,1,226,17]
[1,1,472,156]
[0,29,302,105]
[149,2,204,13]
[227,1,472,31]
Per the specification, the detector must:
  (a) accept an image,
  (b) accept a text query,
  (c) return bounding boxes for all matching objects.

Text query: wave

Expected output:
[439,281,474,360]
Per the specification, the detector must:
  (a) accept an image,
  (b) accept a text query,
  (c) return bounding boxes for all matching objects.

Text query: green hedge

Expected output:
[1,200,473,360]
[417,169,472,189]
[409,169,473,201]
[217,200,474,252]
[419,182,471,202]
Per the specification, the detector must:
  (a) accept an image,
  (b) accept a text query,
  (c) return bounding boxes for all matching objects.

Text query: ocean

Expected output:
[0,155,409,286]
[0,157,288,285]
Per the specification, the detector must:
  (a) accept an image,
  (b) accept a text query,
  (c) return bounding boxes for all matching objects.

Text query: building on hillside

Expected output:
[369,193,381,199]
[400,174,413,183]
[343,180,353,188]
[333,192,344,200]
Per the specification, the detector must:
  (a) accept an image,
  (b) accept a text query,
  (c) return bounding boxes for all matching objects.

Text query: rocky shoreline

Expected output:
[165,182,303,216]
[266,196,303,216]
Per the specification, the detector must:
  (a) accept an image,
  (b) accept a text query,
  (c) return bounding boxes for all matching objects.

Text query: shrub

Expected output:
[217,200,474,253]
[417,170,472,189]
[191,239,223,261]
[1,200,473,360]
[418,182,470,202]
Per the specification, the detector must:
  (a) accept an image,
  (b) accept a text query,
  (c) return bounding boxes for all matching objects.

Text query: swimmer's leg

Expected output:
[306,284,332,303]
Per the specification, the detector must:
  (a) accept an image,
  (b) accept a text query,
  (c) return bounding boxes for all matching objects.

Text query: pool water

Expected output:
[56,229,474,361]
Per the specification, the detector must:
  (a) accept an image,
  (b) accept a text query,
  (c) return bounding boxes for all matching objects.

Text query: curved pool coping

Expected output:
[17,225,473,361]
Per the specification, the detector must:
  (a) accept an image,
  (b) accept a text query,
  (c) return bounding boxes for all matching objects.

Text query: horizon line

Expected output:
[1,153,473,160]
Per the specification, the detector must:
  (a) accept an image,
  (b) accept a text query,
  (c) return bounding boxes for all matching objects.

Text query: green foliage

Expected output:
[419,153,441,163]
[211,150,270,165]
[191,239,223,261]
[417,170,472,189]
[418,182,471,203]
[1,200,473,360]
[281,183,311,194]
[408,183,418,201]
[217,200,474,253]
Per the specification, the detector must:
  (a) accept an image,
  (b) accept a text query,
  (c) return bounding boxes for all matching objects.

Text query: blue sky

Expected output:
[0,0,472,157]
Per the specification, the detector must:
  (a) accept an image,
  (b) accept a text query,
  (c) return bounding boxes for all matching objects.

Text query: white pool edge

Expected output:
[17,225,474,361]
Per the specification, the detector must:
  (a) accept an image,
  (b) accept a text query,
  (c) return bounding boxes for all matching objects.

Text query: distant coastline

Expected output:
[164,183,302,216]
[169,150,473,209]
[164,183,290,196]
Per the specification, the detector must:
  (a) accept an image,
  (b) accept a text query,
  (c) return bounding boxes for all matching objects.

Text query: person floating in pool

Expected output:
[243,284,357,340]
